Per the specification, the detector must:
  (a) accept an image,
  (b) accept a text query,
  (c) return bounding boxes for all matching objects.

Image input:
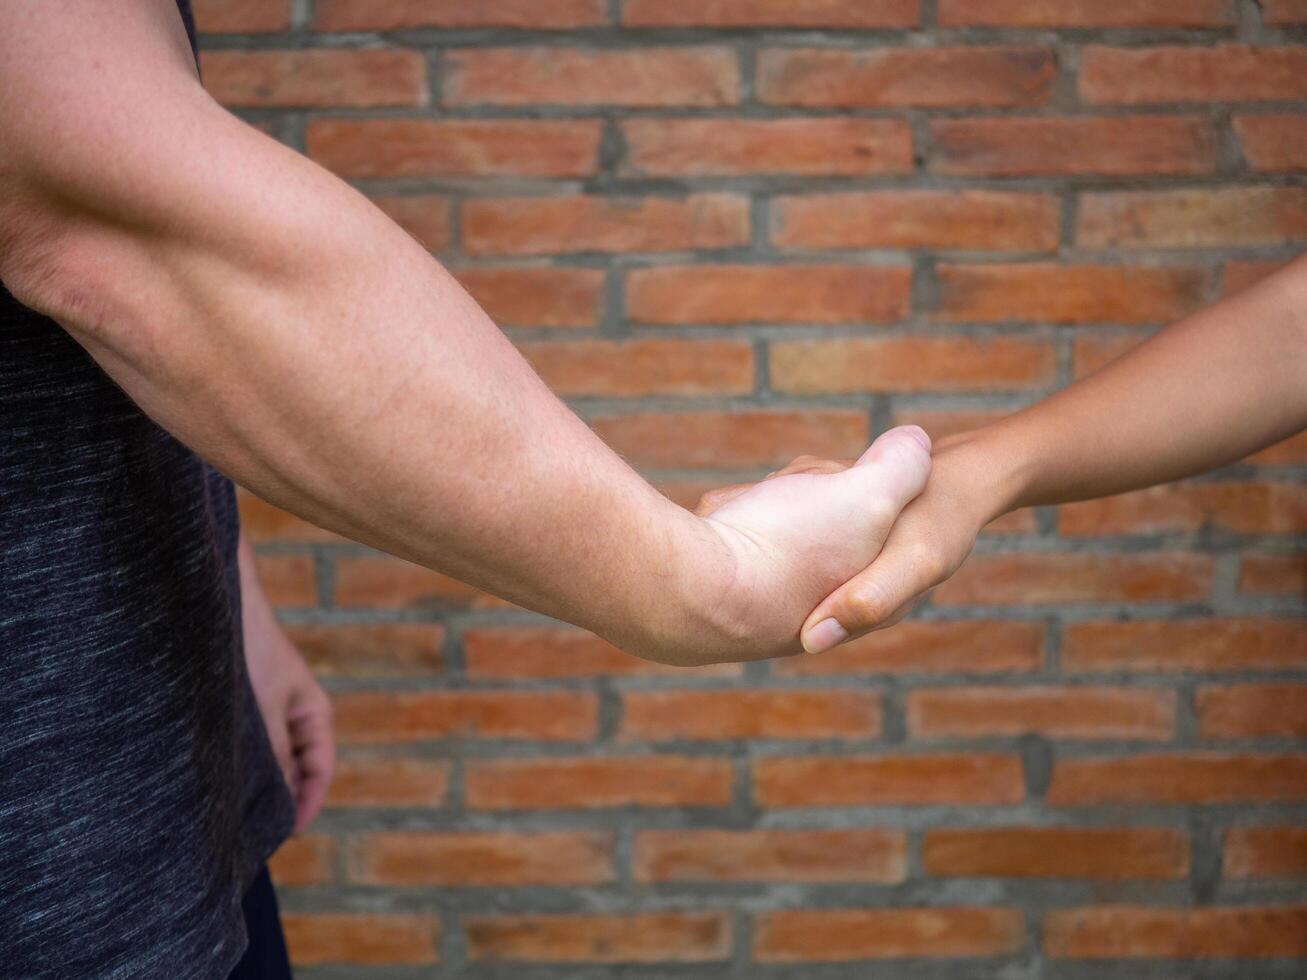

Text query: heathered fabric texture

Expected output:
[0,3,295,976]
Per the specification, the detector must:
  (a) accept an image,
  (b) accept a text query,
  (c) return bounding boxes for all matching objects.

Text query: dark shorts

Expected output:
[227,866,292,980]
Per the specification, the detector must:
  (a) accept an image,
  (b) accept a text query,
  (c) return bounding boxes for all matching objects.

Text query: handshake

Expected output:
[633,423,1002,669]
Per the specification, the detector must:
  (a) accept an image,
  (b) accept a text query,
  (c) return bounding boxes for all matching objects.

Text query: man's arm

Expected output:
[0,0,931,665]
[789,255,1307,651]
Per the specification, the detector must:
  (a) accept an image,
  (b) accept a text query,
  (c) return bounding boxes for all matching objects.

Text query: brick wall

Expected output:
[197,1,1307,976]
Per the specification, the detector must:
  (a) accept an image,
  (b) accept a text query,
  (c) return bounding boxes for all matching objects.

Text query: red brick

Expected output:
[333,556,506,610]
[466,913,729,963]
[1223,258,1293,296]
[1048,753,1307,804]
[590,410,869,470]
[314,0,605,30]
[333,691,597,744]
[771,190,1059,251]
[756,908,1024,961]
[907,686,1176,740]
[254,554,316,608]
[634,829,906,883]
[1081,45,1307,104]
[1235,115,1307,172]
[200,50,426,108]
[465,756,733,810]
[931,116,1215,177]
[285,624,444,677]
[454,267,603,329]
[306,119,601,179]
[933,553,1214,605]
[283,914,438,966]
[773,620,1044,676]
[1240,554,1307,597]
[925,827,1188,879]
[939,0,1233,26]
[1197,683,1307,738]
[756,754,1026,806]
[1063,619,1307,673]
[627,264,910,325]
[445,47,739,107]
[463,627,740,679]
[1224,827,1307,878]
[1072,333,1147,379]
[351,831,614,886]
[1250,431,1307,465]
[758,47,1055,107]
[238,490,340,543]
[934,263,1208,324]
[1078,187,1307,248]
[194,0,290,32]
[619,690,882,740]
[1045,905,1307,958]
[371,195,452,252]
[622,0,918,27]
[1059,481,1307,535]
[326,755,450,808]
[770,337,1056,394]
[520,339,753,398]
[463,195,748,257]
[621,118,912,177]
[1265,0,1307,23]
[269,835,335,887]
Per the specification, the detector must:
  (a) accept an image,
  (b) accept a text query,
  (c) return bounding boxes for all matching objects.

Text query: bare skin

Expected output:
[700,256,1307,652]
[0,0,931,667]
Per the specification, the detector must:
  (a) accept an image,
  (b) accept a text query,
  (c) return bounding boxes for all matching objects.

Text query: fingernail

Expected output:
[902,425,931,452]
[803,618,848,654]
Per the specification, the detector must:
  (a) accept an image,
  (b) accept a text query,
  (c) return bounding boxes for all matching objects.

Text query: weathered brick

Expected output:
[333,691,597,743]
[622,118,912,177]
[634,829,907,883]
[283,914,438,966]
[931,116,1215,176]
[627,264,910,325]
[773,620,1044,676]
[934,263,1209,323]
[466,913,730,963]
[333,556,507,610]
[933,553,1214,605]
[1081,45,1307,104]
[194,0,290,32]
[1063,619,1307,673]
[269,835,335,887]
[1072,333,1147,379]
[445,47,739,106]
[924,827,1188,879]
[1059,481,1307,535]
[454,267,604,329]
[758,47,1055,107]
[771,190,1059,251]
[622,0,918,27]
[1250,431,1307,465]
[371,195,452,252]
[306,119,601,179]
[1197,683,1307,737]
[463,627,740,679]
[619,690,882,740]
[770,337,1056,394]
[590,410,869,469]
[351,831,614,885]
[1048,753,1307,804]
[1235,115,1307,172]
[1078,187,1307,248]
[314,0,606,30]
[238,490,340,543]
[254,554,316,608]
[907,686,1176,740]
[1045,905,1307,958]
[1239,554,1307,596]
[756,754,1026,806]
[1224,827,1307,878]
[1223,258,1293,296]
[756,908,1024,961]
[465,756,733,809]
[201,50,426,108]
[519,339,754,397]
[285,624,444,677]
[1265,0,1307,23]
[463,195,749,257]
[939,0,1234,27]
[327,755,450,807]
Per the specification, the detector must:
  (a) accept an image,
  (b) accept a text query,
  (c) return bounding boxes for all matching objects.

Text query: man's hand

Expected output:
[238,537,335,833]
[683,425,933,664]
